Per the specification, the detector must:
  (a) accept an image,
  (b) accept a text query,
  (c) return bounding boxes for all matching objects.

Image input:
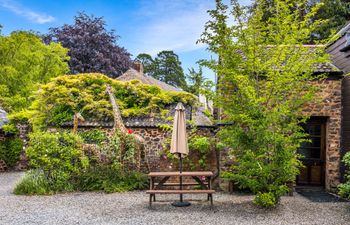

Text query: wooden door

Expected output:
[297,118,326,186]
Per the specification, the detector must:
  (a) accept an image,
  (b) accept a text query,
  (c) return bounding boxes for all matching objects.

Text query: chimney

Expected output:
[133,62,144,74]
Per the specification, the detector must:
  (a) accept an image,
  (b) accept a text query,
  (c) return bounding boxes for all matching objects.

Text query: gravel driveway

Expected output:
[1,172,350,225]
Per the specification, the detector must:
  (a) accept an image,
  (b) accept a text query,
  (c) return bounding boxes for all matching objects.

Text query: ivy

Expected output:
[27,73,196,131]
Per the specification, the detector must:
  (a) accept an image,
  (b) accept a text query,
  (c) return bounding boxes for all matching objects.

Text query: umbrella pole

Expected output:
[171,153,191,207]
[180,153,183,202]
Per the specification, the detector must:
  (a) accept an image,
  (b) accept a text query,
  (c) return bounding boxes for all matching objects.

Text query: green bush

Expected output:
[254,192,277,208]
[79,129,107,144]
[72,164,148,193]
[14,170,51,195]
[26,131,88,192]
[338,152,350,199]
[0,137,23,167]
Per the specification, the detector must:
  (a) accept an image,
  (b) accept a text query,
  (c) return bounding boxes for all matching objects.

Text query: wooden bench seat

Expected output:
[154,182,208,186]
[146,189,215,194]
[147,189,215,207]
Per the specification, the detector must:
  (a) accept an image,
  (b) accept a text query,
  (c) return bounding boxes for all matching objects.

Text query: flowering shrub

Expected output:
[26,131,88,192]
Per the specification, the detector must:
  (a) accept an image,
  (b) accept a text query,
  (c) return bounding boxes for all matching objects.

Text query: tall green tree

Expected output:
[0,31,69,112]
[251,0,350,41]
[310,0,350,41]
[185,66,205,95]
[135,51,187,89]
[134,53,156,76]
[199,0,328,207]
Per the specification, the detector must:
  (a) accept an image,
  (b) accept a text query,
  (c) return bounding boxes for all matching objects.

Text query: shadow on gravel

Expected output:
[296,188,348,203]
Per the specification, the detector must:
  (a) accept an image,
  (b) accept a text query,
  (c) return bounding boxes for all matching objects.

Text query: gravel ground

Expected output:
[1,172,350,225]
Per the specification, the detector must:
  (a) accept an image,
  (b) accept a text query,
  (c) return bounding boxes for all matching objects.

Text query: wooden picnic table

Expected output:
[146,171,215,207]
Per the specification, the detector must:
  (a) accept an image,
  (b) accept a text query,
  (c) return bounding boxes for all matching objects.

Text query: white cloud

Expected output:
[0,0,54,24]
[132,0,214,55]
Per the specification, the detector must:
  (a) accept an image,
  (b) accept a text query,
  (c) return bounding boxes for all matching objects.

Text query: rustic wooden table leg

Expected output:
[151,177,156,201]
[149,194,152,208]
[208,176,212,204]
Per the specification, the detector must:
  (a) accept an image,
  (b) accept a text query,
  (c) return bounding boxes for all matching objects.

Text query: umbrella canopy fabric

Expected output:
[170,103,189,157]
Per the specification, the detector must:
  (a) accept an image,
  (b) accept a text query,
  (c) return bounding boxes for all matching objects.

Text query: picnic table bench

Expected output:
[146,171,215,207]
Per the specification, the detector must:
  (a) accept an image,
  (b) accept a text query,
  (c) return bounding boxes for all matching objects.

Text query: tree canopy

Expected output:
[310,0,350,41]
[0,31,69,112]
[44,12,132,78]
[251,0,350,41]
[135,51,187,90]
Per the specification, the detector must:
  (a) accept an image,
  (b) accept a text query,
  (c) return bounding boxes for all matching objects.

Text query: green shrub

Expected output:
[79,129,107,144]
[338,183,350,199]
[0,137,23,167]
[338,152,350,199]
[254,192,277,208]
[26,131,88,192]
[14,170,51,195]
[72,164,148,193]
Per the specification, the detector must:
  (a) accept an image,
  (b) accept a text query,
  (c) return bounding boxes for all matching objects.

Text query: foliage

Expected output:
[17,129,147,195]
[26,131,88,192]
[44,12,132,78]
[79,129,107,144]
[134,53,157,75]
[0,137,23,167]
[135,51,187,89]
[29,73,196,131]
[199,0,329,207]
[161,132,215,170]
[254,192,277,208]
[185,66,205,96]
[338,152,350,199]
[14,170,51,195]
[72,164,148,193]
[0,31,69,113]
[1,123,18,134]
[309,0,350,41]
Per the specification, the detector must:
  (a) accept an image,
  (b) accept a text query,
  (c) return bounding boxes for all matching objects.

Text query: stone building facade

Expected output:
[301,79,342,191]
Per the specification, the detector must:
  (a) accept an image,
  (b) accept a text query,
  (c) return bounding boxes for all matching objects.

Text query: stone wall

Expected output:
[303,79,342,191]
[66,126,218,175]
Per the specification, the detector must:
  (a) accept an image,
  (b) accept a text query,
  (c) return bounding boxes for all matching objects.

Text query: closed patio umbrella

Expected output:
[170,102,190,207]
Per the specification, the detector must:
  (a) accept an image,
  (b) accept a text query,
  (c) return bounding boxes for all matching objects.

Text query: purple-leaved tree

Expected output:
[44,12,132,78]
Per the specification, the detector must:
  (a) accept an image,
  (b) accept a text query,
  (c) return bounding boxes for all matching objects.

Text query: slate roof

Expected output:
[0,107,8,129]
[314,62,342,74]
[117,68,182,92]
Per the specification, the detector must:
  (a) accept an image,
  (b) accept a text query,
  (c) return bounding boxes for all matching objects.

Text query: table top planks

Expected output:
[148,171,213,177]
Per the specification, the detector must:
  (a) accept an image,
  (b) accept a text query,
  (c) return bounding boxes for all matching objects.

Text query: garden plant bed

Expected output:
[1,172,350,225]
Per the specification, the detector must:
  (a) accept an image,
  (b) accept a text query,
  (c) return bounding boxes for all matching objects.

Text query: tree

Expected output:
[185,66,205,95]
[134,53,156,76]
[45,12,132,78]
[309,0,350,41]
[251,0,350,41]
[0,31,69,112]
[199,0,328,207]
[154,51,186,89]
[135,51,187,90]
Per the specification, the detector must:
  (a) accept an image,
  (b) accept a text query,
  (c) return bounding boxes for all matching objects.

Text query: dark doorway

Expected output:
[297,117,327,186]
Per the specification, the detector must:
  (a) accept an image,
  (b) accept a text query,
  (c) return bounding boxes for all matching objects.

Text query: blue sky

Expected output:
[0,0,251,81]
